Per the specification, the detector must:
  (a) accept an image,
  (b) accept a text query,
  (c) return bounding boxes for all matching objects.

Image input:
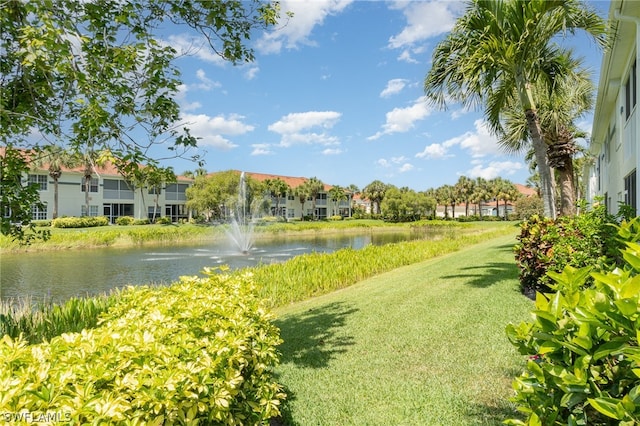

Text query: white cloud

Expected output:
[368,97,432,140]
[166,34,226,65]
[250,144,273,156]
[465,161,524,180]
[245,67,260,80]
[387,1,461,49]
[322,148,343,155]
[380,79,409,98]
[376,158,391,168]
[415,143,451,159]
[376,157,414,173]
[257,0,353,54]
[269,111,342,147]
[180,113,254,149]
[195,69,221,91]
[174,84,202,112]
[442,119,502,158]
[398,163,414,173]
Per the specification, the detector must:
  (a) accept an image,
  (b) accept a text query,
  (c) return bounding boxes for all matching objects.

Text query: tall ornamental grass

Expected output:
[250,224,517,308]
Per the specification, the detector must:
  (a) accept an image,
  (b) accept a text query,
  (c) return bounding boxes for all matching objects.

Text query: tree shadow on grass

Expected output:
[441,243,520,288]
[274,301,358,369]
[270,302,358,426]
[447,261,520,288]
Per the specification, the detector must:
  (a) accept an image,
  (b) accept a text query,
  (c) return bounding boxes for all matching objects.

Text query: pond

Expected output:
[1,228,443,302]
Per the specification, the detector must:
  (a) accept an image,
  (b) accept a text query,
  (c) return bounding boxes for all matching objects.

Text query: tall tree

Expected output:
[305,177,324,220]
[1,0,282,239]
[424,0,606,218]
[32,145,77,219]
[471,177,490,218]
[362,180,388,215]
[328,185,347,216]
[264,178,290,218]
[500,56,594,216]
[294,182,311,220]
[455,175,476,216]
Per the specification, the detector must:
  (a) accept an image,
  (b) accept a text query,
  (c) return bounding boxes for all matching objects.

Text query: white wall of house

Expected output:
[586,1,640,216]
[26,170,190,222]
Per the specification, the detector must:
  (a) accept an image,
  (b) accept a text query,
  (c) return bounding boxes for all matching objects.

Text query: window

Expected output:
[165,183,188,201]
[80,177,99,193]
[103,179,134,199]
[81,205,99,217]
[31,203,47,220]
[148,186,161,195]
[28,174,47,191]
[624,170,637,214]
[625,60,637,121]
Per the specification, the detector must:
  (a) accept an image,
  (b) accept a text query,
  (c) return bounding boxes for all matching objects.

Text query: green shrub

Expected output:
[514,206,620,296]
[329,215,343,221]
[132,218,150,225]
[115,216,135,226]
[32,219,51,227]
[506,218,640,425]
[514,195,544,220]
[156,216,172,225]
[0,271,285,424]
[52,216,109,228]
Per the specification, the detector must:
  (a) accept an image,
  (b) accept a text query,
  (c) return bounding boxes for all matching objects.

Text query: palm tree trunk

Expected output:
[525,109,556,219]
[53,177,59,219]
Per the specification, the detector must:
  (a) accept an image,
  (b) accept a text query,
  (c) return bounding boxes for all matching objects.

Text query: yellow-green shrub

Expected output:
[0,271,285,424]
[52,216,109,228]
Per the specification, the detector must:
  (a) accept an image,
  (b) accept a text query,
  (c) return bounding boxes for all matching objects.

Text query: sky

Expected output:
[160,0,611,191]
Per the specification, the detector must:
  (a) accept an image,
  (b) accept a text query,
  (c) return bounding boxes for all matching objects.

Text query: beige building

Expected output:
[586,0,640,215]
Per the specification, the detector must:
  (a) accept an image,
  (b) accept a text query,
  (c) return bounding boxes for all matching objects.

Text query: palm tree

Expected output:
[33,144,76,219]
[470,177,490,218]
[424,0,606,218]
[294,182,310,220]
[264,178,290,218]
[362,180,388,215]
[502,57,594,216]
[305,177,324,219]
[328,185,347,216]
[455,175,475,216]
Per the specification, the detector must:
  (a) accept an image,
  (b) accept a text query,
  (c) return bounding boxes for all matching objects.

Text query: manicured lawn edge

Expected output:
[272,233,533,425]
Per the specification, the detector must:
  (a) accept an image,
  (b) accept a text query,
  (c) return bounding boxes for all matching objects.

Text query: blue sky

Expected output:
[162,0,610,191]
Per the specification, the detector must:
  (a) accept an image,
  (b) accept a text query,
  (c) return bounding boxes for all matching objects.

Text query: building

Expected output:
[227,171,353,220]
[585,1,640,215]
[434,183,537,218]
[6,150,191,223]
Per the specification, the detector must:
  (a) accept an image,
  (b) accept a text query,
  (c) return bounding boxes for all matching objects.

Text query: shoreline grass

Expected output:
[0,219,508,253]
[272,233,532,425]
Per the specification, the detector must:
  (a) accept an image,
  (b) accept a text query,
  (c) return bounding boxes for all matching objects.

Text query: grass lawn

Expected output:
[273,233,533,425]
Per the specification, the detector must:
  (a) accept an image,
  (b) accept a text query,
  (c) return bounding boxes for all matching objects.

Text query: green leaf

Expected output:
[588,397,623,420]
[594,340,628,360]
[621,275,640,299]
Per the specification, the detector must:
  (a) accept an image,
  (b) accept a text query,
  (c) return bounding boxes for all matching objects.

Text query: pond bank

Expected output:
[0,219,511,253]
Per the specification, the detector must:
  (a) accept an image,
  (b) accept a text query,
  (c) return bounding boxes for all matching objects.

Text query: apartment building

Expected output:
[24,161,191,223]
[585,0,640,215]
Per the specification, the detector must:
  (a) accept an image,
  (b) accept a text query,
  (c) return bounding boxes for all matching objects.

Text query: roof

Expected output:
[1,147,192,182]
[514,183,537,198]
[213,170,335,191]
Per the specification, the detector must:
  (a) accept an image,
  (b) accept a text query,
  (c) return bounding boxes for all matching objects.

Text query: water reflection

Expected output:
[1,230,436,302]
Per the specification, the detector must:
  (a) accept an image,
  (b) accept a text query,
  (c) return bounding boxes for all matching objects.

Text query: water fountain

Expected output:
[225,172,256,254]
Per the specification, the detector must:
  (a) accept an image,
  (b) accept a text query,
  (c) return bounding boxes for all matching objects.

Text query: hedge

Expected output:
[0,271,285,424]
